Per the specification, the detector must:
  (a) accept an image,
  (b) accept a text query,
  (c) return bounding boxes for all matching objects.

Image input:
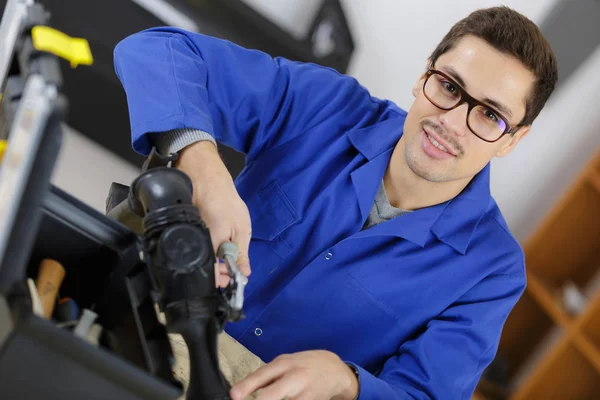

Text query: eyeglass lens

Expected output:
[424,73,507,141]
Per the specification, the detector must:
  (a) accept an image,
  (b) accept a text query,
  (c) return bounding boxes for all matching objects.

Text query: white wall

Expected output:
[242,0,322,39]
[51,0,600,242]
[51,125,140,212]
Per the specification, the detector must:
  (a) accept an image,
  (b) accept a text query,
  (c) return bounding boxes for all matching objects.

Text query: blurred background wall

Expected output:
[46,0,600,243]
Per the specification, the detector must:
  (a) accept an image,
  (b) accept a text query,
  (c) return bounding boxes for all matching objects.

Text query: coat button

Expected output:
[325,252,333,260]
[254,327,263,336]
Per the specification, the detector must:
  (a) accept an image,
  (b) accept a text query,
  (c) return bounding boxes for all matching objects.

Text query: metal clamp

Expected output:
[217,242,246,318]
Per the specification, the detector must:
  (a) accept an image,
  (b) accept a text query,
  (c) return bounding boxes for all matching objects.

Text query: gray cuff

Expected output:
[148,128,217,155]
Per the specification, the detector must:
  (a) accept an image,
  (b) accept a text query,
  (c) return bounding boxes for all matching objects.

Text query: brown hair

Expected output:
[429,6,558,125]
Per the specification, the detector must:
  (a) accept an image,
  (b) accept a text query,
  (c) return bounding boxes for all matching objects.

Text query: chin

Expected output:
[405,143,450,183]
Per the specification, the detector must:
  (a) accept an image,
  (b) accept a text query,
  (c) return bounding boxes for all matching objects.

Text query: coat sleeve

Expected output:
[347,273,526,399]
[113,27,377,159]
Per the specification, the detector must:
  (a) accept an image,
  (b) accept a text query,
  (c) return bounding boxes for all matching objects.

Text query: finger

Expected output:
[214,262,231,288]
[219,260,232,287]
[237,253,251,277]
[218,261,229,274]
[253,372,303,400]
[209,228,231,256]
[232,229,252,277]
[214,262,219,287]
[230,360,290,400]
[217,273,231,288]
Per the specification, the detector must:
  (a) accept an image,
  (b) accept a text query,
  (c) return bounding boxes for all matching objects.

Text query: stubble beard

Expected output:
[404,137,451,183]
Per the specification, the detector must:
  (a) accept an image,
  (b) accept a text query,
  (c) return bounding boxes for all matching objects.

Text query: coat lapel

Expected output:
[345,113,492,252]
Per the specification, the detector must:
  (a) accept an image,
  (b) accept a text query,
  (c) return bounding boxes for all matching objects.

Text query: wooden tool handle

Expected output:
[35,258,66,319]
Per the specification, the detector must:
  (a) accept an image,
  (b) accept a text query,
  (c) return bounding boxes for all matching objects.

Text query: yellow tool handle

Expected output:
[35,258,66,319]
[0,140,6,163]
[31,26,93,68]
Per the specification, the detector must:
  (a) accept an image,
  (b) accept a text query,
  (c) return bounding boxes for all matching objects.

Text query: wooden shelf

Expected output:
[523,178,600,290]
[498,291,559,380]
[472,389,491,400]
[572,332,600,376]
[593,151,600,184]
[480,149,600,400]
[473,379,507,400]
[509,337,600,400]
[526,272,572,328]
[589,173,600,195]
[577,290,600,372]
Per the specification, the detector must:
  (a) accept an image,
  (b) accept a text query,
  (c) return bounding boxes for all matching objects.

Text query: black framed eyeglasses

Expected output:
[423,67,525,143]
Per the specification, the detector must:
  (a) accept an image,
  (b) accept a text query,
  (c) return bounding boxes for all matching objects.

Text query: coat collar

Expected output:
[347,114,492,254]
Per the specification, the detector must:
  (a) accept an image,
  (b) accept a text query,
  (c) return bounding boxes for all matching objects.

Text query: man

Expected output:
[113,6,557,399]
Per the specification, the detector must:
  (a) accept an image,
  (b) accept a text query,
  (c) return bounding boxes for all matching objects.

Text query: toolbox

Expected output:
[0,187,182,399]
[0,1,184,398]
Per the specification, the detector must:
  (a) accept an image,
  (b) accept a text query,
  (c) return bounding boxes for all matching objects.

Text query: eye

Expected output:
[442,80,458,95]
[483,108,499,122]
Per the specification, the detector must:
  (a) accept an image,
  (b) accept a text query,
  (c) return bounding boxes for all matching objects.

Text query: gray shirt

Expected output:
[362,180,411,230]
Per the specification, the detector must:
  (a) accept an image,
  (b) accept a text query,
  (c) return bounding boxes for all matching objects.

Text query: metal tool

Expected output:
[217,242,246,319]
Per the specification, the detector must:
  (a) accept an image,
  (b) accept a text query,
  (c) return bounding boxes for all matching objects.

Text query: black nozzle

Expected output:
[131,167,194,214]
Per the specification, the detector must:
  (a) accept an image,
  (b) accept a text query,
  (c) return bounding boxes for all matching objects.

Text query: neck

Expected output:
[383,137,472,210]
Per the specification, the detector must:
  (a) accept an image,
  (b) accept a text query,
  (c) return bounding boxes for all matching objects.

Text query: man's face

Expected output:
[402,35,535,183]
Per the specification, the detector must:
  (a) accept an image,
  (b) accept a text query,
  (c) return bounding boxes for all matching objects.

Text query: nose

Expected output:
[439,103,469,137]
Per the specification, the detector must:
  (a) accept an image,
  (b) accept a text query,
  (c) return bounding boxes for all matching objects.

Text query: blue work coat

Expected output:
[114,27,526,399]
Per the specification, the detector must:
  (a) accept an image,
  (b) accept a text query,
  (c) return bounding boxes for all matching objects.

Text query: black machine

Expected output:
[103,151,249,399]
[0,1,246,399]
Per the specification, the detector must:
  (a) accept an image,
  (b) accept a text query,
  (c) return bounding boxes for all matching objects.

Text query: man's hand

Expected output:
[174,141,252,287]
[230,350,359,400]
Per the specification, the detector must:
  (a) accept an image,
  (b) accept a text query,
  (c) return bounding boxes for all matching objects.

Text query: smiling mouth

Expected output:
[424,129,456,156]
[425,131,449,153]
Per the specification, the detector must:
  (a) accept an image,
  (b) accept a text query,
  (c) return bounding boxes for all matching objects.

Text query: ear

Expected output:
[413,59,432,97]
[495,126,531,157]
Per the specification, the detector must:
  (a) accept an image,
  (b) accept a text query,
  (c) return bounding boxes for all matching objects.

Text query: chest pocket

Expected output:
[248,180,299,241]
[244,181,300,295]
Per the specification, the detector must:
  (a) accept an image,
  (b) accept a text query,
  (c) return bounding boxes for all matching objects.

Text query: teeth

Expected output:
[427,133,449,153]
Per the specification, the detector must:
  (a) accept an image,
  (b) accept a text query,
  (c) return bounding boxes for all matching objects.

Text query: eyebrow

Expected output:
[440,65,514,119]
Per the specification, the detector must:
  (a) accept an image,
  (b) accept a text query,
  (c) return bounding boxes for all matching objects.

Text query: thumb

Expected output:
[232,231,252,277]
